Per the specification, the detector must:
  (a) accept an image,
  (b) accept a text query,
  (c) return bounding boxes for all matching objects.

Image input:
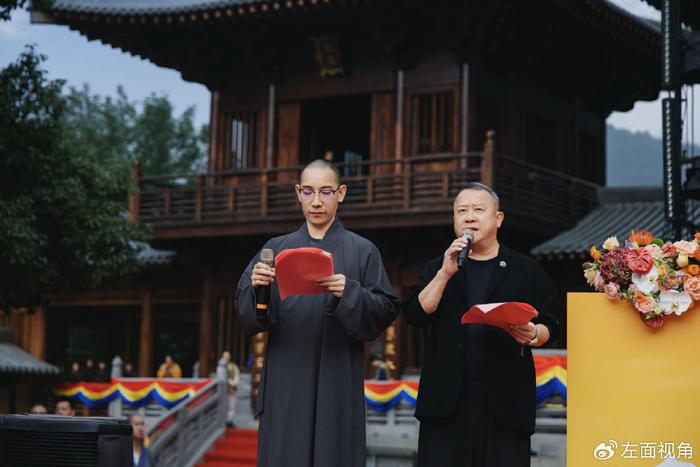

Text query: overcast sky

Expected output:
[0,0,693,141]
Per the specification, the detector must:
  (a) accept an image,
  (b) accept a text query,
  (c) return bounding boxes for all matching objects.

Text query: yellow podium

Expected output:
[568,293,700,466]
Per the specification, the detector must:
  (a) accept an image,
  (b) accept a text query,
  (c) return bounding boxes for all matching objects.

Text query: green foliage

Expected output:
[62,85,208,178]
[0,47,146,310]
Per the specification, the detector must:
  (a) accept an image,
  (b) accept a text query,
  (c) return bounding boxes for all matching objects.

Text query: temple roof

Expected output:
[0,330,60,375]
[42,0,291,15]
[531,188,700,259]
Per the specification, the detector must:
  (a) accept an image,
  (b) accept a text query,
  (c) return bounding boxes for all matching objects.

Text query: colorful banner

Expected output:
[364,381,419,412]
[364,355,567,412]
[55,378,212,409]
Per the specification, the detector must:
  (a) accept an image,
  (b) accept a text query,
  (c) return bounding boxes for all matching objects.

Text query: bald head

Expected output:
[300,159,342,186]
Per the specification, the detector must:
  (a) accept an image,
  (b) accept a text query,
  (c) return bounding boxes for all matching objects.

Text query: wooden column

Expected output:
[199,270,213,377]
[128,160,141,222]
[208,91,221,174]
[266,83,276,169]
[481,130,496,188]
[394,69,405,163]
[138,288,153,377]
[29,306,47,360]
[460,63,470,155]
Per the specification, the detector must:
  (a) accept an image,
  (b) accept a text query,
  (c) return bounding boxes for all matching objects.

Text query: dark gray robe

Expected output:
[236,219,398,467]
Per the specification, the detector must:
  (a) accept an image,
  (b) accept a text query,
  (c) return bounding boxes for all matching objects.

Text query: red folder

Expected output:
[275,247,334,300]
[460,302,538,332]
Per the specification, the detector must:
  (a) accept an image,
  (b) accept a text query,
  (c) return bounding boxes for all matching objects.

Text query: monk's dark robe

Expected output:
[236,219,398,467]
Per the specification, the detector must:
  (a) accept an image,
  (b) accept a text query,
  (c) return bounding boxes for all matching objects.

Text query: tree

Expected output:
[0,47,146,310]
[61,85,208,178]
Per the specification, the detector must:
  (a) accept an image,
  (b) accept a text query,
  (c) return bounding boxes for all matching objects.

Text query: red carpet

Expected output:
[197,428,258,467]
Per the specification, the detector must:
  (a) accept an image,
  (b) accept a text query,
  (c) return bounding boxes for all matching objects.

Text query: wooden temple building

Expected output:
[18,0,662,383]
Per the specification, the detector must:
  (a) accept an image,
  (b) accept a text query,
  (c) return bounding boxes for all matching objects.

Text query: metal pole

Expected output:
[661,0,685,239]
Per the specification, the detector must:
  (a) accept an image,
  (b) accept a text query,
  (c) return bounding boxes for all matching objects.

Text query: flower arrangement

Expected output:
[582,230,700,328]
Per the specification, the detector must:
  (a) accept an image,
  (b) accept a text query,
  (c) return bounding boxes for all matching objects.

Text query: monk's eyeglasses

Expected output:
[299,187,339,201]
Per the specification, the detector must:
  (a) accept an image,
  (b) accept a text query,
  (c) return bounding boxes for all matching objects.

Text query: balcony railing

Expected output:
[129,134,599,237]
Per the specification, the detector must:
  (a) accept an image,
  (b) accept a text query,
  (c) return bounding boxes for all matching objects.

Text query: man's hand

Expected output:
[440,236,470,277]
[317,274,346,298]
[508,322,538,345]
[251,262,275,288]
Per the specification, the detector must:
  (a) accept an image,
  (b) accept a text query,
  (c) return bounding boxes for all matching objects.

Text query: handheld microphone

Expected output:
[255,248,274,318]
[457,229,474,268]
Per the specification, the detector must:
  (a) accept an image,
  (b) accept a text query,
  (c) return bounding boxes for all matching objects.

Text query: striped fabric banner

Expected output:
[55,379,212,409]
[364,355,567,411]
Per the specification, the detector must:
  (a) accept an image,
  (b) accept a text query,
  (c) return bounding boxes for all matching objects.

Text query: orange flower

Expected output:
[590,246,602,261]
[695,232,700,241]
[628,230,654,246]
[694,249,700,261]
[685,264,700,276]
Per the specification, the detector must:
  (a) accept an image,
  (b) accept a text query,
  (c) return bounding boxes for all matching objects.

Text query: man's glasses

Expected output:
[299,187,339,201]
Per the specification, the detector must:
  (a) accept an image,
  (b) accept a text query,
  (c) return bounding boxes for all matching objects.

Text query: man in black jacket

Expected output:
[403,182,559,467]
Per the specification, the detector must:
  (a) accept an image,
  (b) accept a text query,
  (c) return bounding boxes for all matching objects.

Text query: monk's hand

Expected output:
[440,236,471,277]
[317,274,346,298]
[251,262,275,288]
[507,322,537,345]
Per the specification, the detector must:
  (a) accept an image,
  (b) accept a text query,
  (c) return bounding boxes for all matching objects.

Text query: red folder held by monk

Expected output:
[275,247,334,300]
[461,302,538,332]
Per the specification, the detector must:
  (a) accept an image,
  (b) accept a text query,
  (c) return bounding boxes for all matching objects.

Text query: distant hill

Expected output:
[605,124,700,187]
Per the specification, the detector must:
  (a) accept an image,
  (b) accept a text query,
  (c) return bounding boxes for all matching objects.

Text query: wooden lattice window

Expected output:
[410,89,456,154]
[225,111,259,170]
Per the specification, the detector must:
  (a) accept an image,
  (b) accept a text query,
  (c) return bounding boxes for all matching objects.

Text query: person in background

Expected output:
[30,403,48,414]
[156,355,182,378]
[130,413,151,467]
[221,350,240,427]
[96,360,110,382]
[123,362,137,377]
[55,396,75,416]
[81,357,97,382]
[368,353,391,381]
[65,361,81,383]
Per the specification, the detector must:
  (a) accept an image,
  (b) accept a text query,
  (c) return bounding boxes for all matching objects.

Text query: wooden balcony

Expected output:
[130,144,599,239]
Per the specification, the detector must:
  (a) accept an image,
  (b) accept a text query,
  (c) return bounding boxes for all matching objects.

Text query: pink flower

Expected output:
[684,275,700,300]
[604,282,620,300]
[665,272,684,290]
[634,293,657,314]
[662,242,677,257]
[593,271,605,291]
[643,243,663,259]
[626,248,654,274]
[673,240,698,256]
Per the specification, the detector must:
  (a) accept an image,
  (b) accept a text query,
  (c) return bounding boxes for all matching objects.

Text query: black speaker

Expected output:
[0,414,132,467]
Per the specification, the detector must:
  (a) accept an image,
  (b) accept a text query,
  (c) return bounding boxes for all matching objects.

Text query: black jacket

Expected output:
[403,244,560,434]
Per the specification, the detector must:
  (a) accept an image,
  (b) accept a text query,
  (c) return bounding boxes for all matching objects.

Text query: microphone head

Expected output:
[260,248,274,262]
[462,229,474,241]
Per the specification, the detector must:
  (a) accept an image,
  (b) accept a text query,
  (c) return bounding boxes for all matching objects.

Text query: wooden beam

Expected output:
[138,288,153,377]
[199,270,213,376]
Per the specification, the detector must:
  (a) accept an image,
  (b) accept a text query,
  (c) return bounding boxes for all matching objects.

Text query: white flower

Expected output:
[659,290,693,316]
[584,267,597,286]
[602,236,619,251]
[631,266,659,294]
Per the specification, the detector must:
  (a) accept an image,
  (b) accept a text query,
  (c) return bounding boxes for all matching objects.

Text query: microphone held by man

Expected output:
[457,228,474,268]
[253,248,275,319]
